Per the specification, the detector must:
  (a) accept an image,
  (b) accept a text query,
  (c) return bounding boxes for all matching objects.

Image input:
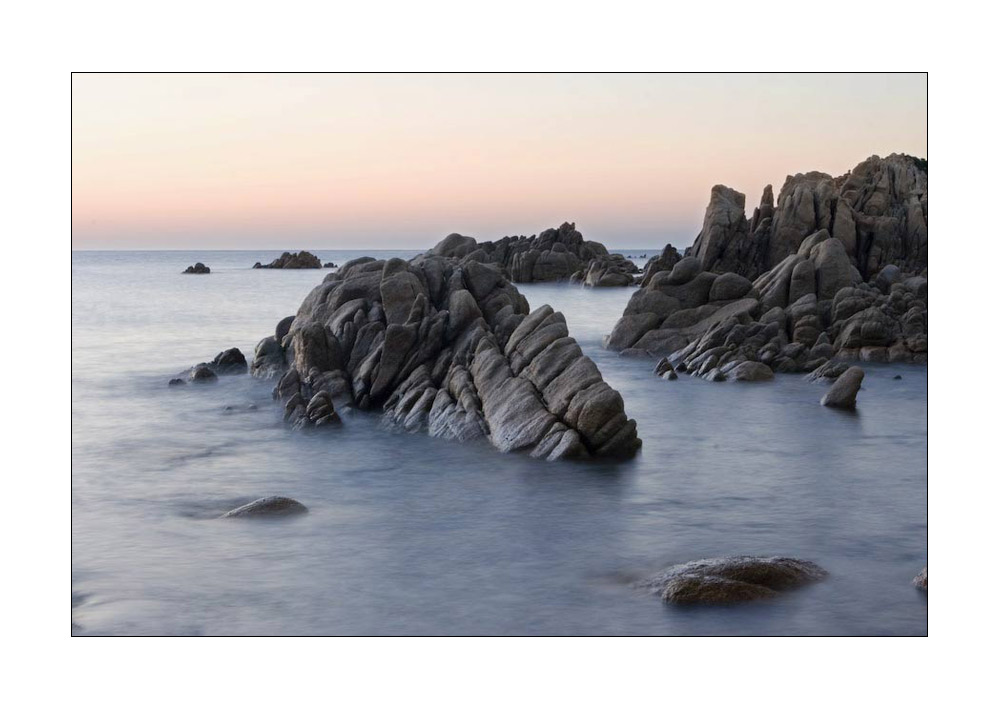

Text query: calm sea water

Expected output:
[71,250,927,636]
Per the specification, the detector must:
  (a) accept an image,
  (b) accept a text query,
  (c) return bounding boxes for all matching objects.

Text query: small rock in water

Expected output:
[913,566,927,590]
[894,374,903,380]
[220,496,308,519]
[188,364,218,383]
[820,366,865,408]
[636,556,827,605]
[183,262,210,274]
[168,378,186,387]
[210,347,248,375]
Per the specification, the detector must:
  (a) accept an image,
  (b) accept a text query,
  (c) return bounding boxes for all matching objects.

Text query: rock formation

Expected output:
[183,262,210,274]
[429,223,636,285]
[636,556,827,605]
[638,244,682,287]
[220,496,308,518]
[820,366,865,408]
[250,253,641,460]
[574,254,640,287]
[606,227,927,380]
[175,348,248,384]
[687,154,927,281]
[913,566,927,590]
[253,251,322,269]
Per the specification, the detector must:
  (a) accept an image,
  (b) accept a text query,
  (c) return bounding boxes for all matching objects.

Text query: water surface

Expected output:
[72,250,927,635]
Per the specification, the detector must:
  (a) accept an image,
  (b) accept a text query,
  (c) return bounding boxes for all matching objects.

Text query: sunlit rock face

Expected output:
[430,222,637,286]
[251,254,641,461]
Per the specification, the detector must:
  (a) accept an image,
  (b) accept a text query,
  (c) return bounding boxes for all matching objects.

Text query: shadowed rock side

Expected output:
[253,251,322,269]
[430,222,638,285]
[689,154,927,281]
[636,556,828,605]
[638,244,682,287]
[250,255,641,460]
[607,227,927,380]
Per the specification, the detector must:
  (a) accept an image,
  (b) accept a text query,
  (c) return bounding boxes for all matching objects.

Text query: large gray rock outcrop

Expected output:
[636,556,828,605]
[254,254,641,460]
[677,154,927,282]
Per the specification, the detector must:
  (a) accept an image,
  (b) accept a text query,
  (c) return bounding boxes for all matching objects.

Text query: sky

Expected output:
[72,73,927,250]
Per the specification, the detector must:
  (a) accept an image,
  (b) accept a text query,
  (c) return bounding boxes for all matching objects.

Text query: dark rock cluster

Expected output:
[250,253,641,460]
[607,223,927,381]
[183,262,210,274]
[636,556,828,605]
[171,347,248,385]
[430,222,637,285]
[688,154,927,281]
[253,251,322,269]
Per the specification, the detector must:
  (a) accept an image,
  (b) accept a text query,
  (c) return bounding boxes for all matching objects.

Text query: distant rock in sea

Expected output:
[429,222,638,286]
[248,253,641,460]
[253,251,322,269]
[174,347,248,383]
[636,556,828,605]
[183,262,210,274]
[323,262,337,268]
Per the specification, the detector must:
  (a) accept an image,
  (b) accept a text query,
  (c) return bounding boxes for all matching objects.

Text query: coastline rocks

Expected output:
[220,496,308,518]
[638,244,682,287]
[913,566,927,590]
[183,262,210,274]
[820,366,865,408]
[428,223,634,285]
[168,378,185,386]
[636,556,828,605]
[253,251,322,269]
[323,262,337,268]
[680,154,927,282]
[254,252,640,460]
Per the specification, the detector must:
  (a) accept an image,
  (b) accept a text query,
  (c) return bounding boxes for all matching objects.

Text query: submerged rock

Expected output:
[168,378,185,386]
[210,347,248,375]
[188,364,217,383]
[913,566,927,590]
[220,496,308,518]
[820,366,865,408]
[251,252,640,460]
[253,251,322,269]
[183,262,210,274]
[637,556,828,605]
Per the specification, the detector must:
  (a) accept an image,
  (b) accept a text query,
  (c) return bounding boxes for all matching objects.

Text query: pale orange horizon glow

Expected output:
[72,73,927,249]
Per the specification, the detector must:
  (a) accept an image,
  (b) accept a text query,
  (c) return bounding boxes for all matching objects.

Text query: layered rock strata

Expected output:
[250,254,641,460]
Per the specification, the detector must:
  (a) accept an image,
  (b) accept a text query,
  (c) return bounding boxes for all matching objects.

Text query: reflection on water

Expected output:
[72,251,927,635]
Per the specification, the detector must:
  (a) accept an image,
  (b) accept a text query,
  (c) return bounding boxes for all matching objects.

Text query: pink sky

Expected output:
[72,73,927,249]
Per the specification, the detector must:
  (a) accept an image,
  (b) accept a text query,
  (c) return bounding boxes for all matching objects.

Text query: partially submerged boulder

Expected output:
[636,556,828,605]
[252,253,640,460]
[210,348,248,375]
[253,251,322,269]
[820,366,865,408]
[913,566,927,590]
[220,496,308,518]
[183,262,210,274]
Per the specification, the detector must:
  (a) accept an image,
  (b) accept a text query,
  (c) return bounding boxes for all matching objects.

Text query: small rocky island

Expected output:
[183,262,210,274]
[253,251,323,269]
[606,154,928,381]
[246,245,641,460]
[430,222,639,285]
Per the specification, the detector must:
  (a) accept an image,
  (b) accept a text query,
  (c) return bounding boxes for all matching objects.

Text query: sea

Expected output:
[71,250,927,635]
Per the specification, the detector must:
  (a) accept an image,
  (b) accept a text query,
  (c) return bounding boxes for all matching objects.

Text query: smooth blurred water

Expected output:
[72,250,927,636]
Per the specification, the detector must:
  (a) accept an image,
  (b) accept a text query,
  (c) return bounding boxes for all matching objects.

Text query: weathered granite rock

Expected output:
[913,566,927,590]
[636,556,828,605]
[183,262,210,274]
[189,364,217,383]
[428,223,630,285]
[220,496,308,518]
[253,251,322,269]
[820,366,865,408]
[639,244,682,287]
[252,252,640,460]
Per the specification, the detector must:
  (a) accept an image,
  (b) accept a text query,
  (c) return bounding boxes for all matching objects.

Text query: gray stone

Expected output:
[820,366,865,408]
